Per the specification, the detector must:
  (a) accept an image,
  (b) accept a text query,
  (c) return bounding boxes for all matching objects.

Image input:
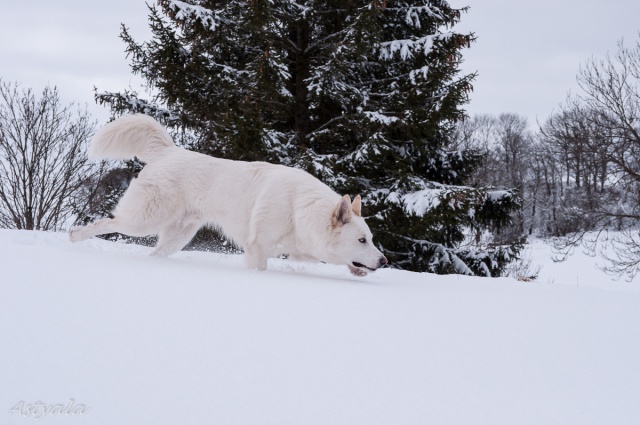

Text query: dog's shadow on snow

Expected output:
[171,251,385,285]
[268,260,385,285]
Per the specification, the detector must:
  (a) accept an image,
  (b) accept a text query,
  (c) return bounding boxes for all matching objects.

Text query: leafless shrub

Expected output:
[0,81,97,230]
[503,248,541,282]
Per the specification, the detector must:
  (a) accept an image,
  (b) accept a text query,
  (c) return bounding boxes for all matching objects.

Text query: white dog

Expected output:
[70,114,388,276]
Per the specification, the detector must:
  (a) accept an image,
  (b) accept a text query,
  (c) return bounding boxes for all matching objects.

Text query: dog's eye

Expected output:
[358,237,366,244]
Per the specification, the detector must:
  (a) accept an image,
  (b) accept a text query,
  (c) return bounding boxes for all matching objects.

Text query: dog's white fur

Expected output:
[70,114,387,275]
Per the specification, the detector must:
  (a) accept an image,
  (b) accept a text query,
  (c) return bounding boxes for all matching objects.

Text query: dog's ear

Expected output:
[352,195,362,216]
[331,195,352,226]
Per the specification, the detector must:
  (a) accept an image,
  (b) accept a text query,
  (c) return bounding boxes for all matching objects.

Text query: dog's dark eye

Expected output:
[358,237,366,244]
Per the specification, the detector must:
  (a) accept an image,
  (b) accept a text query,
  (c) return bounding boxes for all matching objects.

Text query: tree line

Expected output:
[452,38,640,279]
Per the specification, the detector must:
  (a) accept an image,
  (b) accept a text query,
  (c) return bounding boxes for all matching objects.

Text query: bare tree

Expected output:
[548,37,640,279]
[450,113,496,153]
[453,113,534,235]
[579,40,640,173]
[0,81,97,230]
[494,113,532,191]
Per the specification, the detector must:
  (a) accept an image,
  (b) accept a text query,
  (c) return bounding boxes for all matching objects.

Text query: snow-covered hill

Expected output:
[2,230,639,425]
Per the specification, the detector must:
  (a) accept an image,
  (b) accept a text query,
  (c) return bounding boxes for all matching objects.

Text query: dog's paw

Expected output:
[68,227,87,243]
[348,265,368,277]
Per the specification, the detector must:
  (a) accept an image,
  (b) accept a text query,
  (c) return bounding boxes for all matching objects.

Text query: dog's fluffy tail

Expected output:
[88,114,175,163]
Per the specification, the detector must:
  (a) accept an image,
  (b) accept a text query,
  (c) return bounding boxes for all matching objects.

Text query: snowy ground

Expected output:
[527,237,640,293]
[2,229,640,425]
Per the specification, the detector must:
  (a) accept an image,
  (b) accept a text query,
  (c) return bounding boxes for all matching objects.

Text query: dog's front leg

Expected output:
[245,244,268,271]
[348,265,368,277]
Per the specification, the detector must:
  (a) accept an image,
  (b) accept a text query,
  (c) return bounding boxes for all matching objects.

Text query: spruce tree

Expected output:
[97,0,522,276]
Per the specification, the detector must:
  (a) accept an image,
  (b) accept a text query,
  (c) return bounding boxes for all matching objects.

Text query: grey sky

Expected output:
[1,1,639,128]
[0,0,150,124]
[453,0,640,126]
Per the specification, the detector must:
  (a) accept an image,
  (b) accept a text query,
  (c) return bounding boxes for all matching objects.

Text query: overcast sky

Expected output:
[1,0,639,128]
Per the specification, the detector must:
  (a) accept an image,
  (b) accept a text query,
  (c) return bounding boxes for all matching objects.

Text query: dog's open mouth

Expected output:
[352,261,376,271]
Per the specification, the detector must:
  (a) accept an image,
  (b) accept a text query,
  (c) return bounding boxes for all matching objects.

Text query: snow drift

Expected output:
[1,230,639,425]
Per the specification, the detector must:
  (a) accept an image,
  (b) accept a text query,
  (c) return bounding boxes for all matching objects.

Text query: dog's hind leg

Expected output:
[70,176,173,243]
[69,220,103,242]
[69,220,107,242]
[69,216,158,242]
[151,221,201,257]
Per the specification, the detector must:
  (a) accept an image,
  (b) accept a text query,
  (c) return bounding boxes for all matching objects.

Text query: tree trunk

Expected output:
[292,20,310,149]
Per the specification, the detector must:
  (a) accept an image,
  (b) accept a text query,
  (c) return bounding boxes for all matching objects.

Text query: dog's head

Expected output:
[327,195,388,276]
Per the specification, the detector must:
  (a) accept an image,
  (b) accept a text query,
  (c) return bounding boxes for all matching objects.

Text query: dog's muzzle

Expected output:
[352,256,388,271]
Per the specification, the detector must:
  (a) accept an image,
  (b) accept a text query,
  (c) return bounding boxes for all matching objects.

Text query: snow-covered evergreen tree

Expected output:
[97,0,522,275]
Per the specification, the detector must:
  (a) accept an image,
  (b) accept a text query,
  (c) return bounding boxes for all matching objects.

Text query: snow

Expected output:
[409,65,430,83]
[2,229,640,424]
[167,1,223,31]
[388,187,442,216]
[527,237,640,293]
[487,189,511,202]
[363,111,399,124]
[379,35,436,60]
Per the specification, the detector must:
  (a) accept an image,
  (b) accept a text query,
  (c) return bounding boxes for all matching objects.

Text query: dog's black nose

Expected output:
[379,256,388,266]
